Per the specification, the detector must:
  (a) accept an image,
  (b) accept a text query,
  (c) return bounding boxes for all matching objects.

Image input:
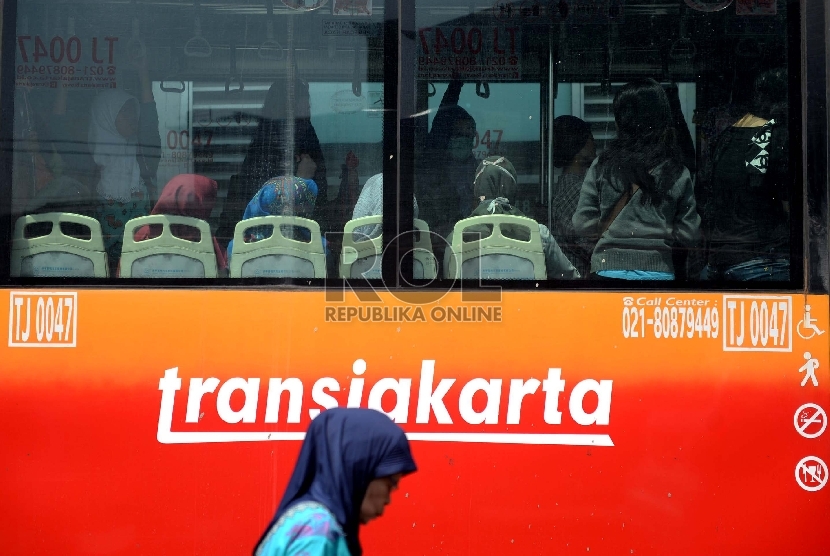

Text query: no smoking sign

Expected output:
[794,403,827,439]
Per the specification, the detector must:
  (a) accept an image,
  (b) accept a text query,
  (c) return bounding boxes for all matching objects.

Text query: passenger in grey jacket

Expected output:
[572,79,700,279]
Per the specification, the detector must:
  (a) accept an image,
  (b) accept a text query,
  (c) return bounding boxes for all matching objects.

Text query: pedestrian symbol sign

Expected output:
[799,352,820,387]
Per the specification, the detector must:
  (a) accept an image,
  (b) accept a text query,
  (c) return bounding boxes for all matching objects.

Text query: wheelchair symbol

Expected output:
[797,305,825,340]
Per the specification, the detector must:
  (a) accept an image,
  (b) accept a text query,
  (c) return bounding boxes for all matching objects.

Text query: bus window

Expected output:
[426,82,542,220]
[5,1,388,281]
[413,0,796,286]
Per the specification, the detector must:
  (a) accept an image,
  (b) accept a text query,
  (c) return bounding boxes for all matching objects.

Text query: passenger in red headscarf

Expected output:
[133,174,228,270]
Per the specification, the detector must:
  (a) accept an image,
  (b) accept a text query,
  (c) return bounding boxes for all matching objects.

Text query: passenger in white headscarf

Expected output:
[444,156,580,280]
[89,90,143,203]
[351,173,419,239]
[88,62,160,274]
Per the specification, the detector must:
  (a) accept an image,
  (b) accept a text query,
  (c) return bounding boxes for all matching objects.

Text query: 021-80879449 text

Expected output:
[622,306,720,339]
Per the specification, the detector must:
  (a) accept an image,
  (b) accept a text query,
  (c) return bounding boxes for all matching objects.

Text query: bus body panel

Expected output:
[2,289,828,555]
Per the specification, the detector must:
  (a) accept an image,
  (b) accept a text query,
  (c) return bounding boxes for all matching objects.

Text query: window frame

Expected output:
[0,0,825,293]
[399,0,814,292]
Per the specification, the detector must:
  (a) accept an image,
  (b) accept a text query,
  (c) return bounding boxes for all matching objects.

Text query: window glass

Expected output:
[427,82,542,218]
[7,0,387,280]
[413,0,795,285]
[2,0,802,288]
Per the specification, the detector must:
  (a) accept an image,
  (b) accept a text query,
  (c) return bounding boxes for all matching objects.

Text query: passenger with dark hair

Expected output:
[699,69,790,281]
[417,81,478,245]
[445,156,580,280]
[550,115,596,276]
[218,77,327,247]
[572,78,700,280]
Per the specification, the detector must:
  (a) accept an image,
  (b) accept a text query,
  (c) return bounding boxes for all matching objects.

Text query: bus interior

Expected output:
[4,0,801,284]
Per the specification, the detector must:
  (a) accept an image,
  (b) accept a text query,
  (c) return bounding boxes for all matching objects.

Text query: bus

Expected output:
[1,0,828,554]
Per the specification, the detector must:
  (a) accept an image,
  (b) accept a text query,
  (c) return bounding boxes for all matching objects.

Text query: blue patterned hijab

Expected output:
[228,176,318,258]
[254,408,417,556]
[243,176,318,220]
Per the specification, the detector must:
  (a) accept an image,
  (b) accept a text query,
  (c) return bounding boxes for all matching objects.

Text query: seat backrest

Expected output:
[120,215,217,278]
[412,218,437,280]
[340,216,383,279]
[10,212,108,278]
[446,215,546,280]
[229,216,326,278]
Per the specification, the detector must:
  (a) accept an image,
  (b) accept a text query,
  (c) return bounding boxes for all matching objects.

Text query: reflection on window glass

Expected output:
[8,0,386,279]
[414,0,793,284]
[4,0,798,287]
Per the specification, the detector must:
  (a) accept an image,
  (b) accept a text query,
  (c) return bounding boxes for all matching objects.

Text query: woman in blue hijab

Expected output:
[227,172,322,261]
[254,408,417,556]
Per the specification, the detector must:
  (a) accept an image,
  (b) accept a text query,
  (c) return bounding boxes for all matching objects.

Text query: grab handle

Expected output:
[352,49,362,97]
[126,17,146,63]
[684,0,733,12]
[259,22,284,60]
[160,81,186,94]
[184,17,212,58]
[259,3,284,61]
[225,76,244,94]
[281,0,329,11]
[225,42,244,94]
[670,38,696,60]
